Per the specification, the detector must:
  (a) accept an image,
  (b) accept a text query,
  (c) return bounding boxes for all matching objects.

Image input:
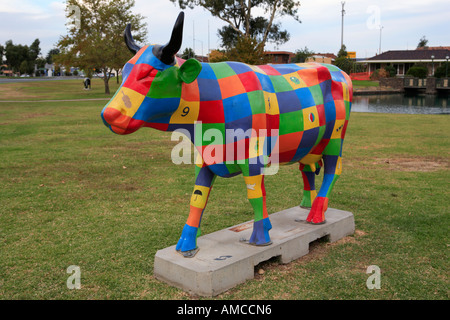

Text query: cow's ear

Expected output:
[179,59,202,84]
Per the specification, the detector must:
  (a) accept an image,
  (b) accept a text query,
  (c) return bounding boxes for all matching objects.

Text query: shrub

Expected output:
[334,57,354,74]
[406,66,427,78]
[434,62,449,78]
[370,68,389,80]
[384,65,396,77]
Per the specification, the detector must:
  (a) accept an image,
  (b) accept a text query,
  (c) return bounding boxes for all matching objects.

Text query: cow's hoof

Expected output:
[239,238,273,247]
[306,197,328,224]
[307,219,327,225]
[176,224,198,253]
[248,218,272,246]
[177,248,199,258]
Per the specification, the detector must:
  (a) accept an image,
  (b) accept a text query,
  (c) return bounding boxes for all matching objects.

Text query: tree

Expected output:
[417,36,428,49]
[4,39,42,75]
[5,40,30,73]
[56,0,147,94]
[171,0,301,63]
[46,48,60,64]
[209,49,228,62]
[181,47,195,60]
[291,46,313,63]
[0,45,4,64]
[29,39,41,62]
[226,36,269,64]
[218,16,290,50]
[19,60,30,75]
[337,45,348,59]
[333,44,353,74]
[36,57,47,76]
[434,62,449,78]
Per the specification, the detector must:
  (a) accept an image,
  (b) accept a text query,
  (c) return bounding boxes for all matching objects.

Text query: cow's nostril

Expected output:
[102,108,122,124]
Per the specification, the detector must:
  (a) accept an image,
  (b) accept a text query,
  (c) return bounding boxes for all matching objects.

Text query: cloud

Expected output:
[0,0,44,14]
[0,1,66,56]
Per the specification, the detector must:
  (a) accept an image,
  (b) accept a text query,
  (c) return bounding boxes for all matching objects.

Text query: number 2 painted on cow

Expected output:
[181,106,190,117]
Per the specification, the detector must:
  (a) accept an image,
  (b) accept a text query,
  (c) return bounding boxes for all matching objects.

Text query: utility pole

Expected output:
[341,2,345,49]
[208,20,210,56]
[193,21,195,59]
[379,25,384,55]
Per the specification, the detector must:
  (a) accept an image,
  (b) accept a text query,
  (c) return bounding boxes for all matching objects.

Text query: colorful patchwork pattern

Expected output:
[102,44,353,253]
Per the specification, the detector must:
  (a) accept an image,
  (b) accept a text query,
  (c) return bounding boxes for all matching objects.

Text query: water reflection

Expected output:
[352,93,449,114]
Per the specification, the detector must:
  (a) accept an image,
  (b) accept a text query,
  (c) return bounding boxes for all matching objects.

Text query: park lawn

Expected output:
[0,78,120,101]
[352,80,380,88]
[0,83,448,300]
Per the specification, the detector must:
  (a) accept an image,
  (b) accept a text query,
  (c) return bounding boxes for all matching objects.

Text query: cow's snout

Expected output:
[101,107,133,134]
[102,107,122,124]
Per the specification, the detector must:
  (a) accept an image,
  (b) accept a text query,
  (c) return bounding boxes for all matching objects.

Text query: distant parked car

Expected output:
[20,74,30,78]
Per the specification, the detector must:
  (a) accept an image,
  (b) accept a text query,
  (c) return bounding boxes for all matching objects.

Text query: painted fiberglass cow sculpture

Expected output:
[101,12,353,257]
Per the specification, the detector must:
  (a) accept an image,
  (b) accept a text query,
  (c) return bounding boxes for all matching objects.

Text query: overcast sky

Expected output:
[1,0,449,60]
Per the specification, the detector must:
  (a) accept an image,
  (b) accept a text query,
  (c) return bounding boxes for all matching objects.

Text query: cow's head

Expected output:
[101,12,202,134]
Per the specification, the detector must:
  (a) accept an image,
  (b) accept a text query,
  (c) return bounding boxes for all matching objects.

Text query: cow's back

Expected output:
[193,61,352,176]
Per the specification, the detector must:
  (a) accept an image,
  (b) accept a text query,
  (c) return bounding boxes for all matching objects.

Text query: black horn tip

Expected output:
[124,23,142,55]
[160,11,185,65]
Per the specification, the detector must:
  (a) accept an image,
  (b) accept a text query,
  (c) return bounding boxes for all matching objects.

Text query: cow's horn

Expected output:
[124,23,141,54]
[160,12,185,65]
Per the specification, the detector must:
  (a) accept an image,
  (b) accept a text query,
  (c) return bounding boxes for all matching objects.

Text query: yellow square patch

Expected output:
[249,135,266,159]
[190,185,211,209]
[243,175,263,199]
[331,119,346,139]
[170,99,200,124]
[106,87,145,118]
[342,82,349,101]
[302,106,320,131]
[263,91,279,115]
[282,72,307,90]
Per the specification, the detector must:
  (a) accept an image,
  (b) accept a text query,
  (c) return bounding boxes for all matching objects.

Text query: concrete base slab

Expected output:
[154,206,354,297]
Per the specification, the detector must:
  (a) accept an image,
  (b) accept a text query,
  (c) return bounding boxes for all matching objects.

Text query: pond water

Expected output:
[352,93,449,114]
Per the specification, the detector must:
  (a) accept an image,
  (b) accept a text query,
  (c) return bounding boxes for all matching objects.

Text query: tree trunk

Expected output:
[116,68,121,84]
[103,75,110,95]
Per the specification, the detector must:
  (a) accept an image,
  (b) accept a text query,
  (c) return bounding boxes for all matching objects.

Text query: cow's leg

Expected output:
[306,151,342,224]
[176,165,216,256]
[299,161,322,208]
[243,174,272,246]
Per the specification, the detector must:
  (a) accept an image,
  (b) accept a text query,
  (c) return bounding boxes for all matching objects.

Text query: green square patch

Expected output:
[209,62,236,79]
[321,63,340,72]
[268,75,293,92]
[196,122,225,147]
[247,90,265,115]
[279,110,303,135]
[309,84,324,106]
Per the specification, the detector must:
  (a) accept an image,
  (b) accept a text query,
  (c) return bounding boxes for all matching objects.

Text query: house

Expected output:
[195,55,209,63]
[360,48,450,76]
[1,64,13,76]
[306,53,337,64]
[265,51,295,64]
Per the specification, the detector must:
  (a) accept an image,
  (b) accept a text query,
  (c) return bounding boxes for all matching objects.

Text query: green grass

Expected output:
[0,82,448,300]
[353,80,380,88]
[0,78,120,101]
